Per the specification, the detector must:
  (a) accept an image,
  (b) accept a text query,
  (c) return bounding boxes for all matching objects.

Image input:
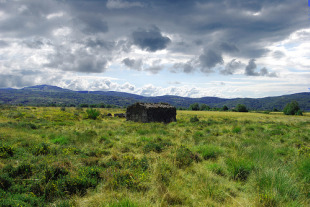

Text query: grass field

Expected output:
[0,106,309,206]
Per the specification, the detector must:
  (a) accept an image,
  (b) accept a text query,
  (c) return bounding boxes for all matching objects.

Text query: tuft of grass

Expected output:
[255,168,300,206]
[190,115,199,123]
[51,136,69,145]
[107,198,140,207]
[232,126,241,134]
[194,144,223,160]
[175,146,200,168]
[226,157,254,181]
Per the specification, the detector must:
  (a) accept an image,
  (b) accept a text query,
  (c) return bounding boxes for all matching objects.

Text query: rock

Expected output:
[126,102,176,123]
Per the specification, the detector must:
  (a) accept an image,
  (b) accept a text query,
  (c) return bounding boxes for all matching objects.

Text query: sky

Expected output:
[0,0,309,98]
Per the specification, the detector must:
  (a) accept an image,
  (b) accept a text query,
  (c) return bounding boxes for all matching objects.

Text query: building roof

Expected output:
[130,102,175,109]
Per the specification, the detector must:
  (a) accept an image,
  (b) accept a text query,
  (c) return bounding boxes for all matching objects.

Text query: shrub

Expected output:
[0,145,14,158]
[222,105,229,111]
[236,104,248,112]
[32,142,50,156]
[86,108,100,120]
[175,146,199,168]
[0,174,12,190]
[283,101,302,115]
[5,163,33,179]
[44,166,69,182]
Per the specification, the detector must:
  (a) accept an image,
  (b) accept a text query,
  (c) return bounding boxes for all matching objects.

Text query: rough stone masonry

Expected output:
[126,102,177,123]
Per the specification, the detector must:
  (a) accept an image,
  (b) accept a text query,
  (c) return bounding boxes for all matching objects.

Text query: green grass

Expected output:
[0,107,309,206]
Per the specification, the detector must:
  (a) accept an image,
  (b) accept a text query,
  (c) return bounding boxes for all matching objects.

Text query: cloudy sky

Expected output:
[0,0,309,98]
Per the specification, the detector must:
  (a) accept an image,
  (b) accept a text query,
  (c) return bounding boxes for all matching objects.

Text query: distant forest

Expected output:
[0,85,309,111]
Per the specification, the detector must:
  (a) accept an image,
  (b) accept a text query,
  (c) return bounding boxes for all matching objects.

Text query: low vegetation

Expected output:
[0,106,309,206]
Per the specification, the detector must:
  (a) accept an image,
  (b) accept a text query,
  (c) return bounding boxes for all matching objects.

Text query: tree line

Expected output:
[184,101,303,115]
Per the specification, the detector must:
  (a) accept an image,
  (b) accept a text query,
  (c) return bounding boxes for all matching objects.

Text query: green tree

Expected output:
[236,104,248,112]
[200,104,210,111]
[190,103,200,111]
[222,105,229,111]
[283,101,302,115]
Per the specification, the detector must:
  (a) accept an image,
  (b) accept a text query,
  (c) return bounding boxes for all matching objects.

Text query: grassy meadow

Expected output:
[0,106,309,206]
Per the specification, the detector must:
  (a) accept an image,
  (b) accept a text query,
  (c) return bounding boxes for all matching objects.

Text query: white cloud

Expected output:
[46,12,64,20]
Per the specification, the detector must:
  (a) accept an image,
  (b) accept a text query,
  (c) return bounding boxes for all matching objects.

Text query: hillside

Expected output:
[0,85,309,111]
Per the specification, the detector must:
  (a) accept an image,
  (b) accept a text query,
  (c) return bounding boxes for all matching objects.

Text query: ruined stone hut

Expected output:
[126,102,177,123]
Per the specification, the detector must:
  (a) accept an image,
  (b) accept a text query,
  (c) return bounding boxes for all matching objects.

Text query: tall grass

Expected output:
[0,107,309,206]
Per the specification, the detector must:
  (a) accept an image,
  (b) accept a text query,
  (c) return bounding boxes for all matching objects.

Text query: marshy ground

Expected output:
[0,106,309,206]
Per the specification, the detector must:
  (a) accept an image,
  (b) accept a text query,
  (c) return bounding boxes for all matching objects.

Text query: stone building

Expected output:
[126,102,176,123]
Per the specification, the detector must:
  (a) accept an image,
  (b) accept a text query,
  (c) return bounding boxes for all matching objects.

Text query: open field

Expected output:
[0,107,309,206]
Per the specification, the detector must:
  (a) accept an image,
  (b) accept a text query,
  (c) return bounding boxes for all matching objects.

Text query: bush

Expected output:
[175,146,200,168]
[86,108,100,120]
[236,104,248,112]
[5,163,33,179]
[283,101,302,115]
[0,145,14,158]
[0,174,12,190]
[32,143,50,156]
[222,105,229,111]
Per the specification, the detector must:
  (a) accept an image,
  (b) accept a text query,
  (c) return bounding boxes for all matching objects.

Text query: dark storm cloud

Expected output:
[172,61,196,74]
[22,39,45,49]
[122,58,143,71]
[0,0,306,85]
[145,65,163,74]
[0,0,68,38]
[245,59,277,77]
[221,59,244,75]
[0,74,36,88]
[132,26,171,52]
[199,49,224,73]
[46,46,109,73]
[85,38,116,50]
[245,59,259,76]
[219,42,239,54]
[76,14,108,34]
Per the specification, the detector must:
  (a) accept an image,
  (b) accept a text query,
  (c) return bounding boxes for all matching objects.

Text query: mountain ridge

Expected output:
[1,85,309,111]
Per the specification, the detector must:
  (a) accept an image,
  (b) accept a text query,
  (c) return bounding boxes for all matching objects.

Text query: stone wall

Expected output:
[126,102,176,123]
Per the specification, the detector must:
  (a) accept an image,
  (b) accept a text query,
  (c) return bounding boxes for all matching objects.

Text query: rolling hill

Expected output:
[0,85,309,111]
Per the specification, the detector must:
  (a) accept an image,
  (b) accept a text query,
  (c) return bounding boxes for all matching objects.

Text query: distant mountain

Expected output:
[0,85,309,111]
[22,85,72,92]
